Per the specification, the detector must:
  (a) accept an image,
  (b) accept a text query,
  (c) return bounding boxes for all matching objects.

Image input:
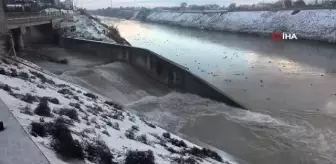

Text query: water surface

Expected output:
[101,17,336,164]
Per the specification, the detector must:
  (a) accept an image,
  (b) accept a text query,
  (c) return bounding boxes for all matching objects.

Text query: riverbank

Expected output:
[0,54,236,164]
[54,10,129,45]
[145,9,336,43]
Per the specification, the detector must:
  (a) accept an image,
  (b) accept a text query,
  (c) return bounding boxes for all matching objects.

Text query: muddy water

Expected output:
[102,17,336,164]
[21,16,336,164]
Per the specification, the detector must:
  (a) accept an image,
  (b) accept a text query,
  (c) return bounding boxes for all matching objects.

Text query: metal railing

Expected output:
[4,12,72,28]
[5,12,66,20]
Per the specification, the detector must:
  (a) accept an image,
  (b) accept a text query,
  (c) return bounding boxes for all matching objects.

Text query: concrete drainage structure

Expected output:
[59,37,247,110]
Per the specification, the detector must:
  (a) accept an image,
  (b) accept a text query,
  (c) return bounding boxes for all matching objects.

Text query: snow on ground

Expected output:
[146,10,336,42]
[0,56,236,164]
[40,8,74,15]
[55,15,116,43]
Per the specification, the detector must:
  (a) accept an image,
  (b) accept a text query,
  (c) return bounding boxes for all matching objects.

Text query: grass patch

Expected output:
[21,93,39,104]
[85,140,116,164]
[0,68,9,75]
[137,134,148,145]
[30,122,49,137]
[188,147,223,162]
[69,102,81,109]
[50,118,84,160]
[162,132,170,139]
[18,72,29,80]
[84,92,98,99]
[102,130,110,136]
[9,68,18,77]
[29,70,55,85]
[107,26,126,44]
[20,105,34,115]
[104,101,123,110]
[34,100,52,117]
[125,129,136,140]
[59,108,79,121]
[0,84,12,93]
[125,150,155,164]
[41,96,60,104]
[170,138,187,148]
[58,88,73,95]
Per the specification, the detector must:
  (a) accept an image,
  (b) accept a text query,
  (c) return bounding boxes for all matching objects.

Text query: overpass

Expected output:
[5,12,65,29]
[0,3,67,51]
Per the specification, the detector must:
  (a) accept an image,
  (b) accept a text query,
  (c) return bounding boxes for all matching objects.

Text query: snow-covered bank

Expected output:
[55,15,117,43]
[146,10,336,43]
[40,8,74,15]
[0,56,236,164]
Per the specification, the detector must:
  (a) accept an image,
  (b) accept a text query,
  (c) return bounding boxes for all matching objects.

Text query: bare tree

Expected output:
[293,0,306,7]
[228,3,236,9]
[283,0,293,8]
[180,2,187,9]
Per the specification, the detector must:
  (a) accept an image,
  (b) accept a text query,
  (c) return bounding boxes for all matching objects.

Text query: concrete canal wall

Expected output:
[58,37,247,109]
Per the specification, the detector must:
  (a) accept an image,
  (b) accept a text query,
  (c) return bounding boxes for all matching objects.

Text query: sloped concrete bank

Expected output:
[58,37,246,109]
[145,10,336,43]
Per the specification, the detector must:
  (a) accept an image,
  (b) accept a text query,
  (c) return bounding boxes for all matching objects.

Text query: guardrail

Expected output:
[5,12,71,29]
[5,11,66,19]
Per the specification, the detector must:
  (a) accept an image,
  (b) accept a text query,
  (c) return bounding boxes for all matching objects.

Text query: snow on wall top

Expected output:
[146,10,336,43]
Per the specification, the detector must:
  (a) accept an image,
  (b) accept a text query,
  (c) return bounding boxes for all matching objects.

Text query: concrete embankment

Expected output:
[58,37,246,109]
[145,10,336,43]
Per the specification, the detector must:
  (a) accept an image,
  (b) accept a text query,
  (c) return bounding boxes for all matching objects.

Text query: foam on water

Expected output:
[126,92,336,164]
[30,56,336,164]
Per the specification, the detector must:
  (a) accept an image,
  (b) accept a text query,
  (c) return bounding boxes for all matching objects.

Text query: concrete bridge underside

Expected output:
[1,10,64,51]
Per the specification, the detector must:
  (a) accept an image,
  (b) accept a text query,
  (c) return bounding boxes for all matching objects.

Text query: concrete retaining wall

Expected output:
[59,37,246,109]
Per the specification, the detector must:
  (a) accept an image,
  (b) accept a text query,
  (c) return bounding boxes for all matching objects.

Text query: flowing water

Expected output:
[22,17,336,164]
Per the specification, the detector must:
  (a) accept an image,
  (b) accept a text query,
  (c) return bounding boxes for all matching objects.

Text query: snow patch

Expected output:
[0,57,236,164]
[146,10,336,43]
[55,15,116,43]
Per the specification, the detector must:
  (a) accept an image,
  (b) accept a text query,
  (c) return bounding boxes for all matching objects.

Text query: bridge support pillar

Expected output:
[17,33,24,50]
[11,27,26,51]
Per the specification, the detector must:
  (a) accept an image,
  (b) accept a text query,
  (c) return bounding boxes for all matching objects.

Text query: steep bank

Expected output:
[54,12,129,45]
[0,55,236,164]
[145,10,336,43]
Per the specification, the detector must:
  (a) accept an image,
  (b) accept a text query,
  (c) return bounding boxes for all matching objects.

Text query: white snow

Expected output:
[55,15,116,43]
[0,56,237,164]
[146,10,336,42]
[40,8,74,15]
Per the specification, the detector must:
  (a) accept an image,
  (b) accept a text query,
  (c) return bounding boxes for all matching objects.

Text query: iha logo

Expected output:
[271,31,298,41]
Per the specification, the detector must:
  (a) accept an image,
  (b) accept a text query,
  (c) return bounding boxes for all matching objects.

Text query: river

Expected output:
[20,16,336,164]
[101,17,336,164]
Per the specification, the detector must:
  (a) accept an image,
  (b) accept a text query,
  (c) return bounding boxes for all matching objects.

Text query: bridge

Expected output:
[0,7,68,52]
[5,12,66,29]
